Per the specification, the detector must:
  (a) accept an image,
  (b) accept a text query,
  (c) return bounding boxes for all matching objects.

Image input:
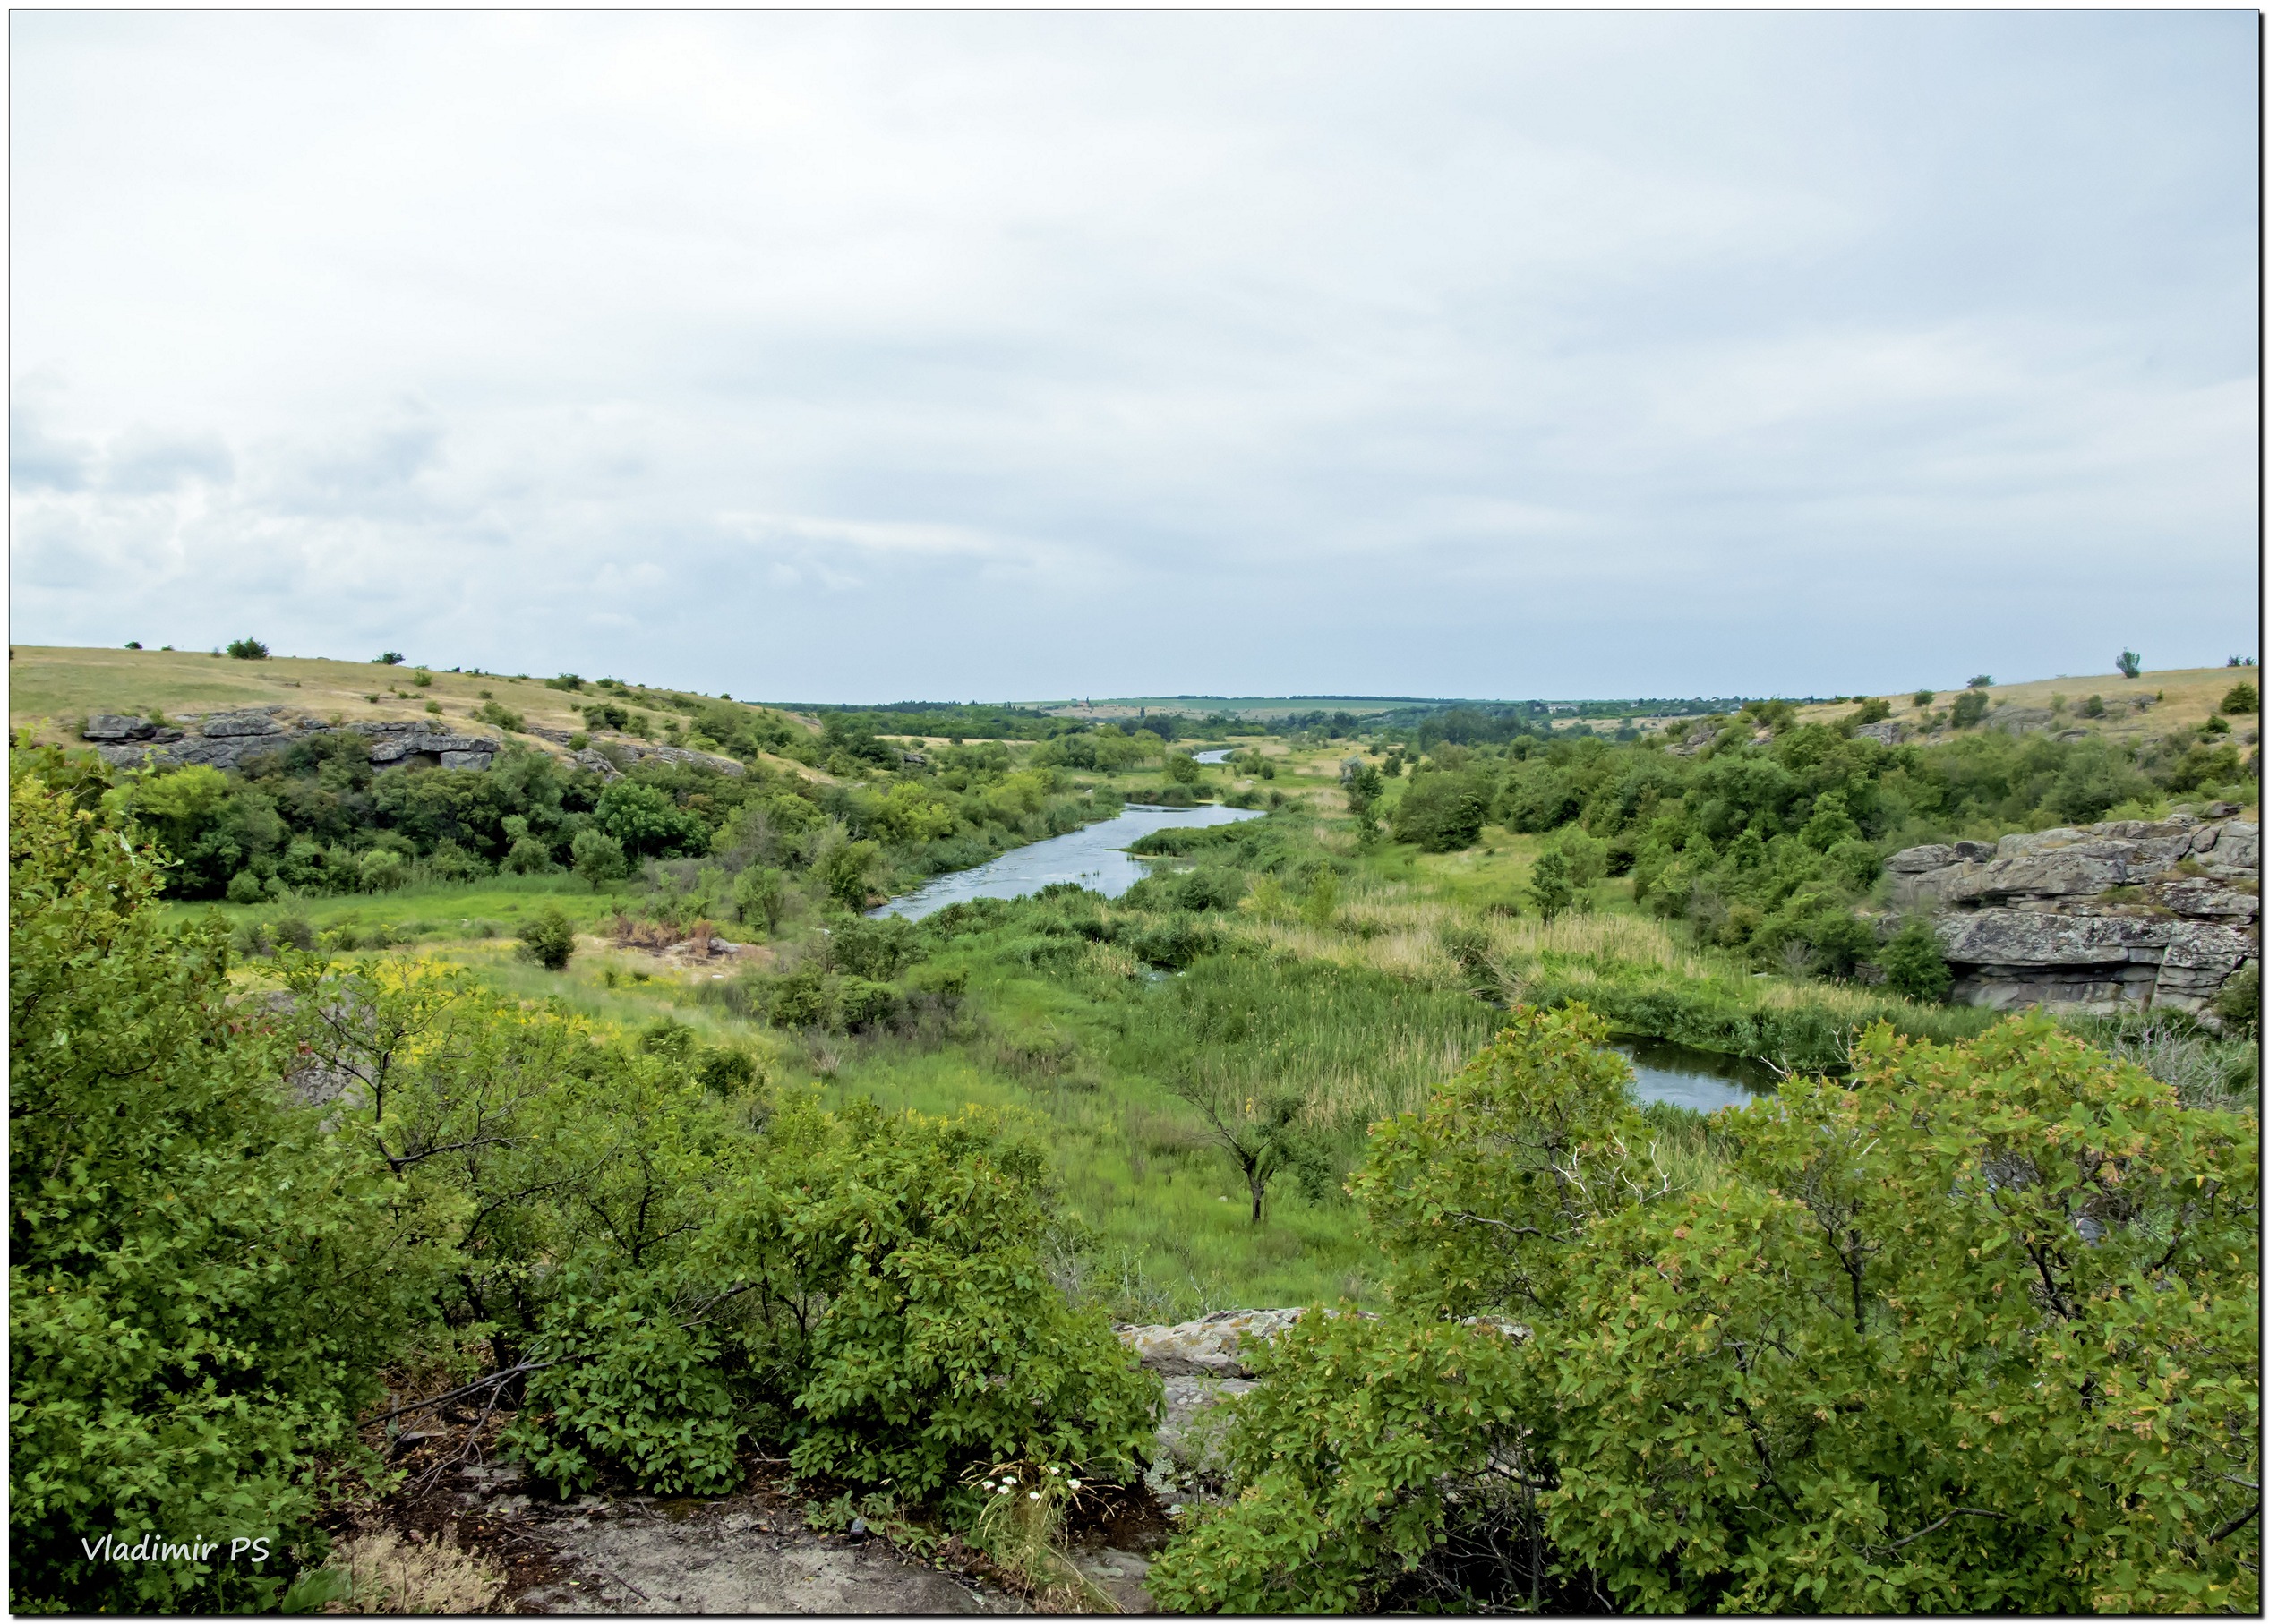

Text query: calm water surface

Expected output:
[877,815,1782,1113]
[871,803,1263,919]
[1614,1035,1778,1113]
[1192,748,1234,764]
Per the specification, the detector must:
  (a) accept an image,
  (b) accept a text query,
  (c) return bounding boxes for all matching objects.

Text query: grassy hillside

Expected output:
[7,643,821,767]
[1792,662,2256,747]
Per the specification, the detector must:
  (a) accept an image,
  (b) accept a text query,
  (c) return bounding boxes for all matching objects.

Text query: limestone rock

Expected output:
[82,713,156,741]
[1893,808,2259,1014]
[1115,1308,1306,1378]
[196,708,287,737]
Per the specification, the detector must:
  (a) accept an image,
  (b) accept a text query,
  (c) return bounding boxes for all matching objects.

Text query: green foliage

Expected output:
[1967,673,1993,688]
[516,905,577,970]
[10,774,418,1612]
[2084,694,2106,718]
[376,652,404,665]
[732,864,787,934]
[226,637,270,660]
[1879,917,1953,1003]
[2220,681,2258,715]
[2117,649,2143,679]
[1913,689,1935,707]
[595,781,708,859]
[1391,768,1490,852]
[1949,688,1990,729]
[817,835,883,911]
[1527,846,1574,923]
[474,698,525,732]
[2213,962,2259,1039]
[1156,1009,2261,1614]
[571,827,628,890]
[718,1100,1162,1497]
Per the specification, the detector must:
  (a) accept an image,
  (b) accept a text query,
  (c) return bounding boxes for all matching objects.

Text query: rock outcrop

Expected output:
[1888,808,2259,1015]
[83,708,508,774]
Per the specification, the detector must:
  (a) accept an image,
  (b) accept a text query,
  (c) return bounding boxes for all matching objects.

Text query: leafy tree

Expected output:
[571,827,628,891]
[1166,1067,1320,1226]
[595,781,706,859]
[375,651,404,665]
[1152,1008,2261,1614]
[1949,688,1990,729]
[1163,751,1203,787]
[1967,674,1993,688]
[1527,847,1574,923]
[1391,770,1491,851]
[817,836,883,911]
[10,773,418,1611]
[2117,649,2143,679]
[1913,689,1935,707]
[516,906,577,971]
[226,637,270,660]
[732,864,787,935]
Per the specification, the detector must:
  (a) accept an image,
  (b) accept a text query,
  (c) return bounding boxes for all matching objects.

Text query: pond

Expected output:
[1193,748,1233,764]
[870,803,1265,919]
[1614,1035,1779,1114]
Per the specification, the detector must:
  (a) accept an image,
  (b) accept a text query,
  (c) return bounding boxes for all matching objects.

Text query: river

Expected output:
[869,803,1264,919]
[869,807,1775,1110]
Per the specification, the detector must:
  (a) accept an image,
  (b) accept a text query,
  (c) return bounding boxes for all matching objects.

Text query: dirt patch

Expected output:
[385,1460,1025,1615]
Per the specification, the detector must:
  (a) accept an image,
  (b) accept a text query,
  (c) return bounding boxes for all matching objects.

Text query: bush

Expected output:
[571,827,628,891]
[516,906,577,970]
[226,637,270,660]
[376,651,405,665]
[1154,1008,2261,1613]
[1948,688,1989,728]
[1527,847,1574,923]
[2117,649,2142,679]
[10,775,415,1611]
[2213,962,2260,1038]
[1391,770,1491,851]
[1879,918,1953,1002]
[226,867,266,903]
[356,847,409,893]
[2221,682,2258,715]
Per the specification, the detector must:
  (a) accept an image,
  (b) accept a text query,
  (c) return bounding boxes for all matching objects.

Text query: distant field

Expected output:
[1030,695,1468,721]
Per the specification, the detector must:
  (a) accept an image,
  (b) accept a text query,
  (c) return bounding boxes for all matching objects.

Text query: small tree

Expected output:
[570,827,628,891]
[1528,847,1574,924]
[2117,649,2143,679]
[1163,752,1202,787]
[1911,689,1934,708]
[226,637,270,661]
[1879,917,1952,1003]
[516,906,577,971]
[375,651,404,665]
[818,838,883,911]
[733,865,787,935]
[2220,682,2258,715]
[1166,1066,1318,1227]
[1966,674,1992,688]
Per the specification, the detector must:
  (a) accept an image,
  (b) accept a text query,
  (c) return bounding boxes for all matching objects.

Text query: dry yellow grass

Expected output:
[321,1526,509,1614]
[1794,664,2256,748]
[6,643,822,767]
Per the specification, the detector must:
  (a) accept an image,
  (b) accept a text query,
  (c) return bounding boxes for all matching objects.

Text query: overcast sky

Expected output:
[11,12,2258,704]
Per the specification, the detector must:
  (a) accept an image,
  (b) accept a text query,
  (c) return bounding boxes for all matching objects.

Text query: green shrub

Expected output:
[1154,1007,2261,1613]
[1527,847,1574,923]
[226,637,270,660]
[1879,917,1953,1003]
[1391,770,1491,852]
[517,906,577,970]
[571,827,628,890]
[2214,962,2260,1038]
[10,775,416,1611]
[2221,682,2259,715]
[226,867,266,903]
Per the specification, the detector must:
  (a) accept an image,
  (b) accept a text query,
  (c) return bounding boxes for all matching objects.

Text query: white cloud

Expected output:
[10,12,2256,698]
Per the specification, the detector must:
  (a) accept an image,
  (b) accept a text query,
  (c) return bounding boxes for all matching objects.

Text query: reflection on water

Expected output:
[870,804,1265,920]
[1614,1035,1779,1114]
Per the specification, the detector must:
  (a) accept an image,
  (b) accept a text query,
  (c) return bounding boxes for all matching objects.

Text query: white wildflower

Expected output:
[1028,1491,1040,1500]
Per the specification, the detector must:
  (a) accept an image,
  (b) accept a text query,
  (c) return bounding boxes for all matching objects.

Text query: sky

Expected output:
[10,11,2259,705]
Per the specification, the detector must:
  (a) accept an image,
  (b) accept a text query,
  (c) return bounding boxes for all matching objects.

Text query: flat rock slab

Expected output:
[510,1497,1021,1615]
